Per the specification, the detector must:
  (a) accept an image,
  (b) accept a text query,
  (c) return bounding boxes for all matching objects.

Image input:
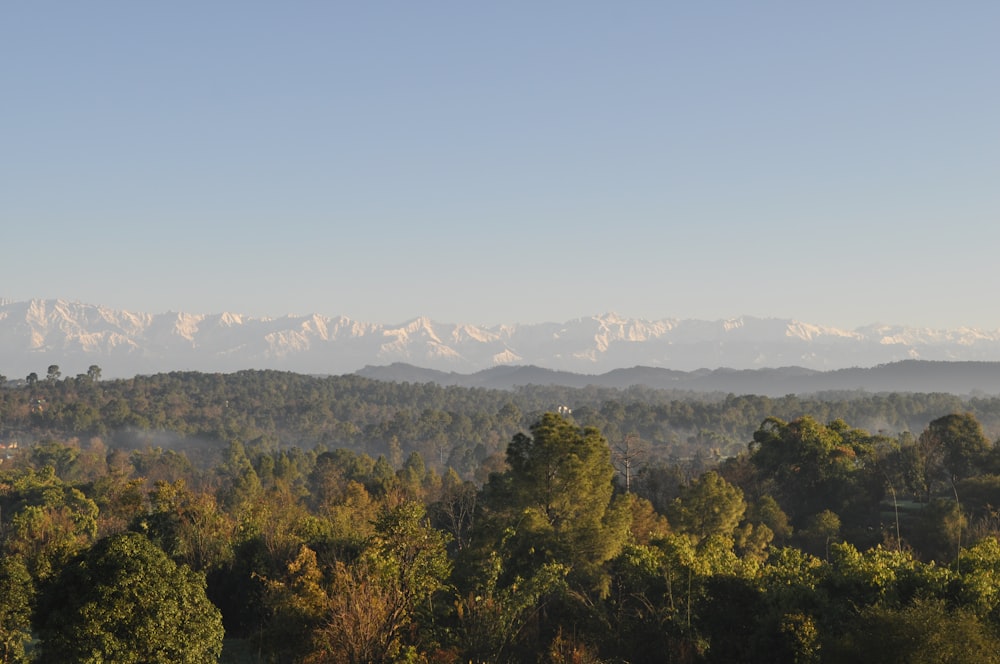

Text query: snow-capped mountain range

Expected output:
[4,298,1000,380]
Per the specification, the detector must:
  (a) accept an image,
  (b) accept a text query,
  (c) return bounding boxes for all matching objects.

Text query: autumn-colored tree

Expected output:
[266,501,451,664]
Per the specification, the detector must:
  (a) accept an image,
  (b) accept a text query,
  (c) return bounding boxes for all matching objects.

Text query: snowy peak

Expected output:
[4,299,1000,379]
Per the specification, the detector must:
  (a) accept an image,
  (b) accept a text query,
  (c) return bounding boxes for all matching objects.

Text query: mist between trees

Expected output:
[4,369,1000,662]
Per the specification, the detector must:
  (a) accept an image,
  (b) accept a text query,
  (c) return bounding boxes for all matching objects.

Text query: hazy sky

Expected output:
[4,3,999,329]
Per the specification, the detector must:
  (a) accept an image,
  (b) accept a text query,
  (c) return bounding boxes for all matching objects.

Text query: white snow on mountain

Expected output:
[4,298,1000,379]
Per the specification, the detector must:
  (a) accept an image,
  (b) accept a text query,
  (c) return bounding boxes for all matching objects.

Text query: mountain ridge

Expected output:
[356,361,1000,396]
[5,298,1000,380]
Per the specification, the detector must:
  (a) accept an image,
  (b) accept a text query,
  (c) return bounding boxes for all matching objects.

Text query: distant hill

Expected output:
[356,361,1000,397]
[5,298,1000,381]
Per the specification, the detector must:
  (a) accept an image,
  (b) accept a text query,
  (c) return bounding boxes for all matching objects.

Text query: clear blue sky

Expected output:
[4,2,999,329]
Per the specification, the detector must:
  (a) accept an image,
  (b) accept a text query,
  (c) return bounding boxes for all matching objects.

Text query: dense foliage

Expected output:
[33,531,223,663]
[4,368,1000,661]
[5,368,1000,476]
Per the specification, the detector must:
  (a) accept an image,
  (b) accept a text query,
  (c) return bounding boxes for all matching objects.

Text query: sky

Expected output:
[4,2,999,330]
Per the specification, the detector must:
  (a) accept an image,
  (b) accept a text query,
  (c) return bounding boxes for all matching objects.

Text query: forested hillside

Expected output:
[4,369,1000,662]
[4,368,999,475]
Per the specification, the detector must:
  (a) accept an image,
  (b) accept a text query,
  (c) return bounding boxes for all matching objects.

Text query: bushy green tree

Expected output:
[33,532,224,664]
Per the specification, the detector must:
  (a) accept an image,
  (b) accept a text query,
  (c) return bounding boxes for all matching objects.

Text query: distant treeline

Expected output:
[3,369,998,479]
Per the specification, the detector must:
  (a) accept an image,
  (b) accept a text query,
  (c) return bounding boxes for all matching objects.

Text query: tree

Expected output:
[369,455,397,495]
[755,546,828,661]
[311,558,411,664]
[829,598,1000,664]
[0,555,33,664]
[29,438,79,478]
[45,365,60,382]
[454,553,569,663]
[954,536,1000,617]
[625,494,670,546]
[799,510,841,559]
[749,494,793,544]
[749,416,879,531]
[920,413,990,485]
[216,440,261,512]
[480,413,629,593]
[2,467,99,581]
[604,542,670,662]
[87,364,102,382]
[259,545,328,663]
[910,498,966,563]
[272,502,452,664]
[136,479,235,573]
[431,468,477,550]
[33,532,224,663]
[667,471,746,545]
[612,432,648,493]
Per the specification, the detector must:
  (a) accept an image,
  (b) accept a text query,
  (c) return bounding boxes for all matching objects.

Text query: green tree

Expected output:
[29,438,79,478]
[216,440,261,513]
[755,547,829,662]
[749,494,793,544]
[910,498,966,563]
[33,532,224,664]
[750,416,879,534]
[954,536,1000,618]
[0,555,33,664]
[668,471,746,545]
[829,598,1000,664]
[1,467,99,581]
[799,510,842,559]
[454,551,568,663]
[921,413,991,485]
[604,542,669,662]
[480,413,629,594]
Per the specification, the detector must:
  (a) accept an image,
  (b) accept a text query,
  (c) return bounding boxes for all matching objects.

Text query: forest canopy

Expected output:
[3,369,1000,662]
